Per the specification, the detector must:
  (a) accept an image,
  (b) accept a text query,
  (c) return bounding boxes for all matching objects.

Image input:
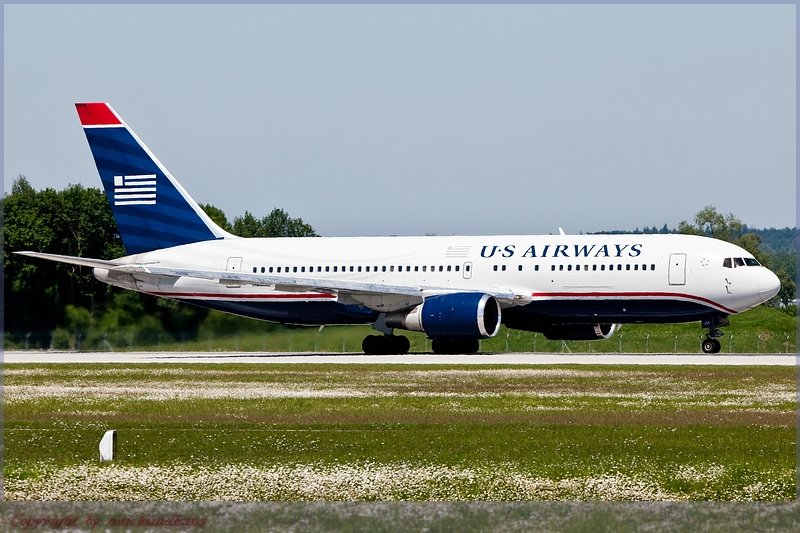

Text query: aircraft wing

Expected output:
[143,265,522,306]
[14,251,525,309]
[145,265,426,297]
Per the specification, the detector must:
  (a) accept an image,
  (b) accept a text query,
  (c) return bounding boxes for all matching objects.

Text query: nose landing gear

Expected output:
[701,316,728,354]
[701,337,721,354]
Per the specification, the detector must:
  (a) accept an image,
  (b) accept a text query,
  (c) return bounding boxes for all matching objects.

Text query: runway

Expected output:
[3,350,796,365]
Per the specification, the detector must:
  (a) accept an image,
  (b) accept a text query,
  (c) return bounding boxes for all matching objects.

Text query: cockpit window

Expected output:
[723,257,761,268]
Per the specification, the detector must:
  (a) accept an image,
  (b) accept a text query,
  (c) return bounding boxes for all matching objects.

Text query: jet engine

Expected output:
[385,293,501,339]
[540,323,619,341]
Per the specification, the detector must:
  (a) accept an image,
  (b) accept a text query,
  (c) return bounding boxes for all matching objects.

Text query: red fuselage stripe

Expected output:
[530,291,736,314]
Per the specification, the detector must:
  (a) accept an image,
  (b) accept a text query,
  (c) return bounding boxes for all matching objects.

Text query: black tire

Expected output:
[391,335,411,355]
[701,338,721,354]
[362,335,380,355]
[362,335,411,355]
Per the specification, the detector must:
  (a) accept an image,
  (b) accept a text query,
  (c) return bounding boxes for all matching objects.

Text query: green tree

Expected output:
[231,208,317,238]
[200,203,232,232]
[3,177,122,342]
[4,177,319,347]
[231,211,262,237]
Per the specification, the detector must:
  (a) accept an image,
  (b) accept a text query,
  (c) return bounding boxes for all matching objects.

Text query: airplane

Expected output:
[16,102,781,355]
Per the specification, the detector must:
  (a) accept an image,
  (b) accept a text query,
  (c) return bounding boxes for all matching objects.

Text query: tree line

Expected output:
[3,176,316,349]
[3,178,796,349]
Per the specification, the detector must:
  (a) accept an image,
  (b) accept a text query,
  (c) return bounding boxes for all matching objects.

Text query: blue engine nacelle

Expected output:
[385,293,502,339]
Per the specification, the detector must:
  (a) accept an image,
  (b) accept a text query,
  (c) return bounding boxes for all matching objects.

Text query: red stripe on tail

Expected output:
[75,102,122,126]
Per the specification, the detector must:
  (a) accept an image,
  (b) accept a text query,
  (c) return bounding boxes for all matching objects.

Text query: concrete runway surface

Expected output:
[4,351,796,365]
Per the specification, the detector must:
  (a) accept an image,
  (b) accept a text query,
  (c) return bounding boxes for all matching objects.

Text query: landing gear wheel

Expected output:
[393,335,411,354]
[701,338,721,354]
[362,334,410,355]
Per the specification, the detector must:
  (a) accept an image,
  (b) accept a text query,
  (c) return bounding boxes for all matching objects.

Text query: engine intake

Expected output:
[386,293,501,339]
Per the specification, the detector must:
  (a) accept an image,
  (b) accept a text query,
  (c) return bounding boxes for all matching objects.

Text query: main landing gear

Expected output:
[362,334,410,355]
[361,335,482,355]
[701,316,729,354]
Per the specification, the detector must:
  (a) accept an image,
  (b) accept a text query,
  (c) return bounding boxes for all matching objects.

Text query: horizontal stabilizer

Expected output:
[13,251,122,269]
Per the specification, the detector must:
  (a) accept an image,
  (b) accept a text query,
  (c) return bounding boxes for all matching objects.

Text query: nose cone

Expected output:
[758,268,781,300]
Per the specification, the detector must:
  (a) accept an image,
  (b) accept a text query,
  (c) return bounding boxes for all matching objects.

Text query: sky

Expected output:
[4,4,796,237]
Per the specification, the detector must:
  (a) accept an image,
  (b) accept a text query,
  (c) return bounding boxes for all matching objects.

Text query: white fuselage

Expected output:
[94,233,780,328]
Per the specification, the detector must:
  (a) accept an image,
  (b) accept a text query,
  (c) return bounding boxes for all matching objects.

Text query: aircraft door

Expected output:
[668,253,686,285]
[226,257,243,288]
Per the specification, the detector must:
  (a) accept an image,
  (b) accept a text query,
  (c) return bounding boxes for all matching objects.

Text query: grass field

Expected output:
[3,363,795,501]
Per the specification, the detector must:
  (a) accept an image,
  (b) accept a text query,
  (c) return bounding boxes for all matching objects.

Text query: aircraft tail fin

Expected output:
[75,102,234,255]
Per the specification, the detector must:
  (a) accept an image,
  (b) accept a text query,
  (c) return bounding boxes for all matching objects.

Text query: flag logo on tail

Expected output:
[113,174,157,205]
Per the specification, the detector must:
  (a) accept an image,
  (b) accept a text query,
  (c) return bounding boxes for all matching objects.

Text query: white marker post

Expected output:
[99,430,116,461]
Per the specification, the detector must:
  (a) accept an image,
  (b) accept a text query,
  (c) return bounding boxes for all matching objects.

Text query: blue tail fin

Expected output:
[76,102,232,255]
